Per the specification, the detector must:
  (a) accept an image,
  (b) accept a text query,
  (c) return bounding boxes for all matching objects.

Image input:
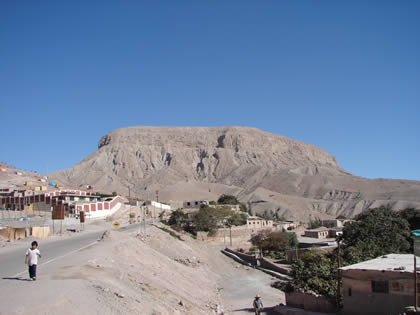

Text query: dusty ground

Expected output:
[0,223,284,315]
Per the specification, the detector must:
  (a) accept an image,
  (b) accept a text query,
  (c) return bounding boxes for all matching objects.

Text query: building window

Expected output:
[372,280,389,293]
[391,281,402,291]
[348,288,352,296]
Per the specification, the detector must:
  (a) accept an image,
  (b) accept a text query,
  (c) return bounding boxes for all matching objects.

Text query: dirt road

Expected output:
[219,262,284,314]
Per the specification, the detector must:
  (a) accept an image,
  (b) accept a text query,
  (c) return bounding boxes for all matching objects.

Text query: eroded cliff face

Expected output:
[95,126,340,182]
[51,126,420,220]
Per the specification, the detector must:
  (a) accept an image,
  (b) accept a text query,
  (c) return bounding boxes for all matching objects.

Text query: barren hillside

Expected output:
[0,226,284,314]
[50,126,420,220]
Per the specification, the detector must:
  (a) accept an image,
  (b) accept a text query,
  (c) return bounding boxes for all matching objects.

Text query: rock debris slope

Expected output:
[51,126,420,220]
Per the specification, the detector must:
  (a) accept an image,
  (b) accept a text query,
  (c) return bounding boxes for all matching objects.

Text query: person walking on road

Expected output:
[25,241,41,281]
[253,294,263,315]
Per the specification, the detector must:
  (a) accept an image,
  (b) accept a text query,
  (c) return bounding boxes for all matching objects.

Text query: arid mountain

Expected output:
[50,126,420,221]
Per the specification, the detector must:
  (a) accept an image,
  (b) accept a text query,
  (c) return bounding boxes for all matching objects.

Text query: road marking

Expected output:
[12,240,99,278]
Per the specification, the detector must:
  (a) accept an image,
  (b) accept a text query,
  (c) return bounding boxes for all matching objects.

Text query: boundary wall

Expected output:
[285,291,336,313]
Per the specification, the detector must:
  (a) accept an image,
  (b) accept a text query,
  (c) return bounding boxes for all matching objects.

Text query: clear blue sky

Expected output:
[1,1,419,180]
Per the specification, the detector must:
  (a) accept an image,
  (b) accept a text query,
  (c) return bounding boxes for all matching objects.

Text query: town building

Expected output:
[274,221,298,231]
[0,189,124,219]
[246,216,273,232]
[183,200,209,208]
[340,254,418,315]
[304,227,330,239]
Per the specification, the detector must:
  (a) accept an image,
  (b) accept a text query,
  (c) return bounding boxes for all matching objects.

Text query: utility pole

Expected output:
[336,236,341,311]
[223,220,227,248]
[415,255,418,311]
[155,191,159,222]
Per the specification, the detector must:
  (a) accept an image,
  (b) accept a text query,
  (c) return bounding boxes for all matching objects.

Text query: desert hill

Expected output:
[50,126,420,221]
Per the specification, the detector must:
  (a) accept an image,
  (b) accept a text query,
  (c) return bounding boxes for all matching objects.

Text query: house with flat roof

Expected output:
[340,254,418,315]
[304,226,330,239]
[246,216,273,232]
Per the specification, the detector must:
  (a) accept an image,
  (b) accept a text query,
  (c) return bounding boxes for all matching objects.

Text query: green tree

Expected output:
[228,212,247,226]
[308,217,322,229]
[192,206,232,234]
[251,231,298,256]
[250,230,272,255]
[288,232,298,249]
[289,251,338,300]
[168,209,188,227]
[400,208,420,231]
[217,194,239,205]
[239,203,247,212]
[341,206,411,263]
[263,231,289,253]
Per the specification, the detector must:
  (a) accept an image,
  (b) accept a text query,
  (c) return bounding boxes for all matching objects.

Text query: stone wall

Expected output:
[224,248,258,265]
[285,291,336,313]
[259,258,292,276]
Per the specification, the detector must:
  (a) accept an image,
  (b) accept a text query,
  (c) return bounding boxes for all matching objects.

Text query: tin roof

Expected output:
[340,254,418,273]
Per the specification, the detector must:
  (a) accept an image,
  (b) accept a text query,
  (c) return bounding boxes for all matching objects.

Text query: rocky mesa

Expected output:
[50,126,420,220]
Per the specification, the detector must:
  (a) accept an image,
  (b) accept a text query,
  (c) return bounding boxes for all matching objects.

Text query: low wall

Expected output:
[286,246,337,263]
[259,258,292,276]
[224,248,258,265]
[286,291,336,313]
[31,226,50,239]
[0,227,27,240]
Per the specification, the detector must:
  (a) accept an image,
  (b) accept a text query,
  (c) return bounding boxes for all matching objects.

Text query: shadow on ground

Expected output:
[2,277,32,281]
[232,306,278,314]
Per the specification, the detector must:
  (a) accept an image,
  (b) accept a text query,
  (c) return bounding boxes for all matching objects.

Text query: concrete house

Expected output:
[340,254,418,315]
[304,227,330,239]
[246,216,273,232]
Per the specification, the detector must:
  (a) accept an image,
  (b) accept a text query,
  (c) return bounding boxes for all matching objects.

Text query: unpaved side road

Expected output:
[219,263,285,314]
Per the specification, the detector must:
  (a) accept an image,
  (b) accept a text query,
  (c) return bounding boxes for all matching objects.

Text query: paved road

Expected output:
[0,221,148,279]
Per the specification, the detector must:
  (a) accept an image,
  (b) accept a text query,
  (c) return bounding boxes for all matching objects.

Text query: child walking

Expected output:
[25,241,41,280]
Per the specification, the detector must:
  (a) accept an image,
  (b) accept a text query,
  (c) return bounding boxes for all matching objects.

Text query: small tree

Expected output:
[250,230,272,256]
[288,232,298,249]
[289,251,338,300]
[400,208,420,231]
[192,207,218,233]
[217,194,239,205]
[228,212,247,226]
[308,217,322,229]
[168,209,188,227]
[263,231,289,253]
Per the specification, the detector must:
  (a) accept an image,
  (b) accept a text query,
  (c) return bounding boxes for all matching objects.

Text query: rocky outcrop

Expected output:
[50,126,420,221]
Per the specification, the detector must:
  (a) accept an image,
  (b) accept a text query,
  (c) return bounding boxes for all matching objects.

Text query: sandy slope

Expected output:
[0,225,284,315]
